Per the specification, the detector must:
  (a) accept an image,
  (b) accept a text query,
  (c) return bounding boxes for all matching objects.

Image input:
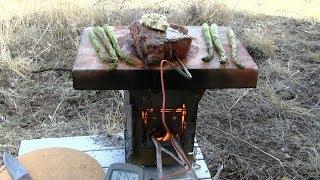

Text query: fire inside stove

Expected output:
[124,90,204,165]
[141,104,187,146]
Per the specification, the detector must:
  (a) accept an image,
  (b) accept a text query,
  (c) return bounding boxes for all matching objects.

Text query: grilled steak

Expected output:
[129,21,193,64]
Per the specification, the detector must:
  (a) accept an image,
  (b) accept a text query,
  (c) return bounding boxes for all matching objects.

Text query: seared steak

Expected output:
[129,21,192,64]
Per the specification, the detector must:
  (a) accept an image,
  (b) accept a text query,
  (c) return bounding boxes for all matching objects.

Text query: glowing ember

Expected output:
[141,104,187,142]
[157,133,171,141]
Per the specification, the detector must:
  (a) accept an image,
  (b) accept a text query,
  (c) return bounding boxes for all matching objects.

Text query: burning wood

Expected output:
[141,105,188,142]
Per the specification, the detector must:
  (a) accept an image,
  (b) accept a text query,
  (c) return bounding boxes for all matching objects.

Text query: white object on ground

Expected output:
[19,134,211,179]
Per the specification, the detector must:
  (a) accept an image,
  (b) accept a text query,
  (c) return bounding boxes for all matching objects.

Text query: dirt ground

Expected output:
[0,0,319,179]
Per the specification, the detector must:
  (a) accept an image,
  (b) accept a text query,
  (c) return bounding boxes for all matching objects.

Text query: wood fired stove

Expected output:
[72,26,258,166]
[124,90,204,165]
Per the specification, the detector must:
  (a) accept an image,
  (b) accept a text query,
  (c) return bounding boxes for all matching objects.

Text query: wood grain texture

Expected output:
[73,26,258,90]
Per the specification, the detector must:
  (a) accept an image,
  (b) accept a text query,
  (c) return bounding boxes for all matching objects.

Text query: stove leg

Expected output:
[151,136,164,178]
[151,136,198,179]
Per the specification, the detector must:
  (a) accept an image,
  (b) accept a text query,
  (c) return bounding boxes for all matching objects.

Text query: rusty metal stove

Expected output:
[124,89,204,165]
[72,26,258,166]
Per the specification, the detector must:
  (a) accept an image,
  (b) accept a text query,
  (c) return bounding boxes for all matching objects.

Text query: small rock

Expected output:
[269,150,277,155]
[284,153,292,159]
[292,135,302,145]
[0,114,5,123]
[277,89,296,100]
[280,147,289,152]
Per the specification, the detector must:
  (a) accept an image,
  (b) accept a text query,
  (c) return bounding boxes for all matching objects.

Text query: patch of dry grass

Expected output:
[243,28,277,59]
[198,14,320,179]
[220,0,320,20]
[0,45,31,77]
[0,0,319,179]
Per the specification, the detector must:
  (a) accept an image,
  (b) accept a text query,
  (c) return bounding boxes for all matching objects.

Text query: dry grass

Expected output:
[243,28,277,59]
[0,45,31,77]
[0,0,319,179]
[219,0,320,20]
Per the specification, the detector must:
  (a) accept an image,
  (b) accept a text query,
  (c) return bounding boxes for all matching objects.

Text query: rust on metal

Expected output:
[72,26,258,90]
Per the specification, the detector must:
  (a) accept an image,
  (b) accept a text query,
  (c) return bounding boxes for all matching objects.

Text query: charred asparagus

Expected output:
[93,26,118,68]
[201,23,214,62]
[89,30,109,62]
[228,28,245,69]
[89,30,117,70]
[103,24,133,65]
[210,23,227,64]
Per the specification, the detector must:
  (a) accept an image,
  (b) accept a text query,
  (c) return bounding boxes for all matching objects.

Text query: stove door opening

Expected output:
[141,104,187,148]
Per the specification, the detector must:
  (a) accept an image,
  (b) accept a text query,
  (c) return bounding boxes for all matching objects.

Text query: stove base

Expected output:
[124,90,204,166]
[18,134,212,179]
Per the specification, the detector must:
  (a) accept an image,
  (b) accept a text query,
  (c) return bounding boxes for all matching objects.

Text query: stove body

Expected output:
[124,90,204,165]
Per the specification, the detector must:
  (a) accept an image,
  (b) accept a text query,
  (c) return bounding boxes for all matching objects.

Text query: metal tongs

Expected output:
[161,59,192,79]
[164,59,192,80]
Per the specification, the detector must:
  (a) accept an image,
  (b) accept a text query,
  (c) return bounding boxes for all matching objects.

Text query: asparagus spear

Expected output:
[89,30,109,62]
[103,24,133,65]
[201,23,214,62]
[93,26,118,65]
[228,28,245,69]
[210,23,227,64]
[89,30,117,70]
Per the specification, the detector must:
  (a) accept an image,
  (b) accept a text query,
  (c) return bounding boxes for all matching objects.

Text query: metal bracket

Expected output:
[151,136,197,179]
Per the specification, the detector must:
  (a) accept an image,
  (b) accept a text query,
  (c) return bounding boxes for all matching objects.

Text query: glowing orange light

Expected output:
[160,109,172,113]
[141,104,187,140]
[157,133,171,141]
[182,114,186,130]
[141,111,147,125]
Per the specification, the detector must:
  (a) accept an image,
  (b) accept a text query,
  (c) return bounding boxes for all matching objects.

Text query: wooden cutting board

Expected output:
[73,26,258,90]
[0,148,105,180]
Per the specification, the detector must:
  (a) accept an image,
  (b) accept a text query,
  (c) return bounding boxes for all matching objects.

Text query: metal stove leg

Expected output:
[151,136,164,178]
[171,136,198,179]
[151,136,198,179]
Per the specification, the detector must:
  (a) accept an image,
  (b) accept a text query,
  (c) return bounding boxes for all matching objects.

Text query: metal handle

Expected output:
[163,59,192,80]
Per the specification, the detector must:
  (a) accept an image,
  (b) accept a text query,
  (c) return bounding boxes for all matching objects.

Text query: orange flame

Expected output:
[141,104,187,141]
[157,133,171,141]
